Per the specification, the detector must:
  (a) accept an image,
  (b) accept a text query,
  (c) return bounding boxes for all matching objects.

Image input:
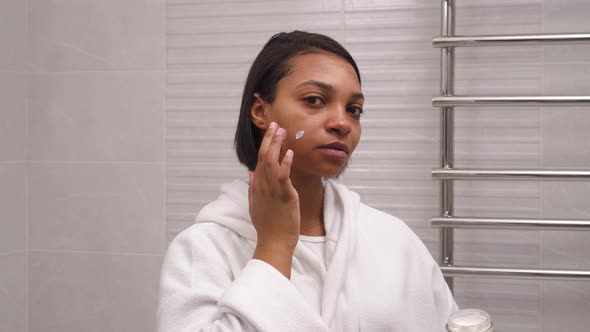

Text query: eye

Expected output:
[347,105,364,116]
[303,96,325,106]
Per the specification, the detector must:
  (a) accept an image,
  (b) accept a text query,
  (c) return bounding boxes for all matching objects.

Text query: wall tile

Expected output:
[344,9,439,66]
[454,278,540,332]
[541,2,590,330]
[344,0,540,11]
[166,163,245,244]
[454,2,542,35]
[541,181,590,271]
[0,163,27,253]
[544,0,590,62]
[544,0,590,31]
[540,57,590,331]
[541,280,590,331]
[541,229,590,271]
[29,71,165,162]
[344,0,436,11]
[28,0,165,71]
[542,62,590,94]
[0,0,28,70]
[29,251,162,332]
[0,73,28,161]
[30,163,165,254]
[542,108,590,167]
[455,63,543,95]
[166,0,342,68]
[542,63,590,167]
[454,229,541,268]
[0,253,27,332]
[167,0,340,18]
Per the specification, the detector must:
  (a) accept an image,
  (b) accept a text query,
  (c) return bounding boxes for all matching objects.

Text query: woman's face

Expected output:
[257,52,364,178]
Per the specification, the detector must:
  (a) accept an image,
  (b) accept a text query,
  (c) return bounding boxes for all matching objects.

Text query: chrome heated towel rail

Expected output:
[434,0,590,291]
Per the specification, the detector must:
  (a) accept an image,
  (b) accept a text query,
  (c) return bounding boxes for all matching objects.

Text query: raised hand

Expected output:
[249,122,300,278]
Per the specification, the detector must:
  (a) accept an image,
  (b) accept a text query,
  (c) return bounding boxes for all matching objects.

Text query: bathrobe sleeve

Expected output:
[430,258,460,329]
[156,225,329,332]
[410,229,460,331]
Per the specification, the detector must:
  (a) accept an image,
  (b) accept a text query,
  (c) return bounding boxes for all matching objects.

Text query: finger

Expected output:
[258,121,279,159]
[266,126,286,192]
[277,149,296,199]
[255,121,278,190]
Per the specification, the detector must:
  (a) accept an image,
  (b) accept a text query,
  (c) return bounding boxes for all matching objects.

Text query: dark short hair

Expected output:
[234,30,361,171]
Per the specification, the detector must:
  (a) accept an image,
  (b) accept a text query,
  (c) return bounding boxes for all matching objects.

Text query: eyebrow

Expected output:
[295,80,364,101]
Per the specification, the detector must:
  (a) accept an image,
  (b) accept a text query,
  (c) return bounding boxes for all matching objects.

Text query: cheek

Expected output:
[350,126,362,152]
[282,134,312,163]
[281,122,311,150]
[282,135,302,155]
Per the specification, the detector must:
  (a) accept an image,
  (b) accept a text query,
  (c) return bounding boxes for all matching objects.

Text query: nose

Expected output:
[325,105,352,137]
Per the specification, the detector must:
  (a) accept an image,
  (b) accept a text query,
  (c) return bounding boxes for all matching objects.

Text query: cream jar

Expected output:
[446,309,493,332]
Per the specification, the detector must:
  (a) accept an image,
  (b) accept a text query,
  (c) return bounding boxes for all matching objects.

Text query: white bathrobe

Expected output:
[157,178,458,332]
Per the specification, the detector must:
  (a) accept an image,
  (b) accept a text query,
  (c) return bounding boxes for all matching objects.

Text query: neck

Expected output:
[290,171,326,236]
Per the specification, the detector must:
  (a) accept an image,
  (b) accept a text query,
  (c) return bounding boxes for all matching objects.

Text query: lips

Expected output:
[317,142,350,155]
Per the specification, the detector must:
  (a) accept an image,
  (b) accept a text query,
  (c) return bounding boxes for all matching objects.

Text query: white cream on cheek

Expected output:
[295,131,304,140]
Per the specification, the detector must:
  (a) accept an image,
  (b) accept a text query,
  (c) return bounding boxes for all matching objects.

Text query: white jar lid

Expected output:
[446,309,493,332]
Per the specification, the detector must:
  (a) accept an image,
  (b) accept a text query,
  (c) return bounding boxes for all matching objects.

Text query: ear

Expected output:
[250,93,271,130]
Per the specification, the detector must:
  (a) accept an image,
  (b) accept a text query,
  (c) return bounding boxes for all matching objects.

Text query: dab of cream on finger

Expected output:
[295,131,304,140]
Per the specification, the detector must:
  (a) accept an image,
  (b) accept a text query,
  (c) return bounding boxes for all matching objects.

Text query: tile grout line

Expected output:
[537,0,546,332]
[0,250,28,256]
[164,0,169,256]
[23,160,165,164]
[28,248,163,257]
[25,0,30,329]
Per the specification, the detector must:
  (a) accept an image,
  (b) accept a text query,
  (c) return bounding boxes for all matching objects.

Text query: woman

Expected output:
[157,31,458,332]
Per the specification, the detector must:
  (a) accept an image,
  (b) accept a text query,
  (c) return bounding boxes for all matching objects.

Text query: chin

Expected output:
[292,158,349,179]
[315,163,349,179]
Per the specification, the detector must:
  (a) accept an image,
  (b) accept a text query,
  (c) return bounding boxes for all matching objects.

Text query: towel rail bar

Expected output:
[431,217,590,230]
[433,33,590,48]
[432,96,590,107]
[432,168,590,180]
[441,266,590,281]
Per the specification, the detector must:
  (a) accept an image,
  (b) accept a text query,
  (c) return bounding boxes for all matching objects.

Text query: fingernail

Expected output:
[269,122,277,129]
[276,127,283,136]
[286,149,293,157]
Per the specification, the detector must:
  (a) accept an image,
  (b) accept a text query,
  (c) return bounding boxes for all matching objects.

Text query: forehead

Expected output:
[282,52,361,91]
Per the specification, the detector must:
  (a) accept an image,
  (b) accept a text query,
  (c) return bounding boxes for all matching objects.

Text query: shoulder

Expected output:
[358,203,415,238]
[169,222,233,245]
[164,222,248,268]
[162,223,252,287]
[167,222,247,256]
[358,203,436,264]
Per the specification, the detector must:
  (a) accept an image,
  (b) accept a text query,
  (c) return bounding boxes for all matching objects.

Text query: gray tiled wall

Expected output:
[540,2,590,329]
[0,0,29,331]
[15,0,166,331]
